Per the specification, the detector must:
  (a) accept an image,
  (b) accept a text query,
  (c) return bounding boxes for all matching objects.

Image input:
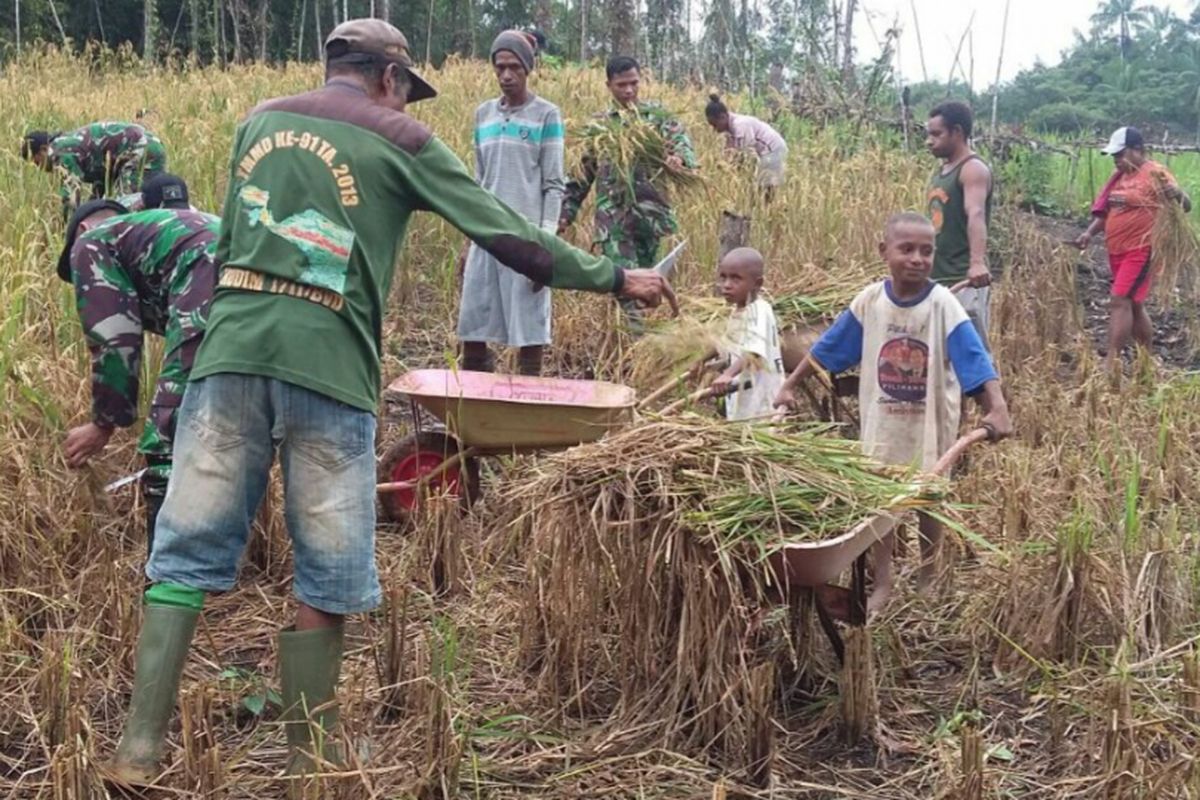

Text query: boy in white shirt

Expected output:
[774,212,1013,586]
[710,247,784,420]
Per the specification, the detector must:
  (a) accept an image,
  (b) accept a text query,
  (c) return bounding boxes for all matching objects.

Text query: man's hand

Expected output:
[664,154,684,172]
[64,422,114,468]
[981,406,1014,441]
[966,261,992,288]
[773,385,799,411]
[709,373,735,397]
[1074,232,1092,251]
[618,269,679,316]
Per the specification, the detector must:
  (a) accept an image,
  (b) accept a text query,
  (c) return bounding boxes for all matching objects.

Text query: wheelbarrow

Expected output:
[376,369,637,522]
[765,425,994,663]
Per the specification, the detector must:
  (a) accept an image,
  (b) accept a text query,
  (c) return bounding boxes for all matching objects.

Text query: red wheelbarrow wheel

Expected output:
[377,431,480,524]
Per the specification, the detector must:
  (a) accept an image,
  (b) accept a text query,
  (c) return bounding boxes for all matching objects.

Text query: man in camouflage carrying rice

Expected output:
[559,55,697,329]
[58,174,218,554]
[22,121,167,213]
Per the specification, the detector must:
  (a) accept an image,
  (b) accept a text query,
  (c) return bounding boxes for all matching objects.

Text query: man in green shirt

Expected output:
[106,18,675,786]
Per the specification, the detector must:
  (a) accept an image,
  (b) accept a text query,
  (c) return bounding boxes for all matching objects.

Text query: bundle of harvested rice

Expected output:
[1150,198,1200,308]
[503,418,946,766]
[574,107,703,197]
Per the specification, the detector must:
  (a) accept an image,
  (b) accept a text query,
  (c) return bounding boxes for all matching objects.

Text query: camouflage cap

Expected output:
[58,199,128,282]
[324,19,437,103]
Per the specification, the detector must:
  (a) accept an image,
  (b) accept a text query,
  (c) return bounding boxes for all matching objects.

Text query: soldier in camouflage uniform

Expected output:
[23,121,168,214]
[58,175,218,554]
[559,56,697,329]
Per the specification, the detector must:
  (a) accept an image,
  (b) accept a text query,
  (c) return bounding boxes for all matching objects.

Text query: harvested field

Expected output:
[2,52,1200,799]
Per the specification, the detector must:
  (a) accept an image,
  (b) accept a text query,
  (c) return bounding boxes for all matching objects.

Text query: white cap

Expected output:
[1101,126,1144,155]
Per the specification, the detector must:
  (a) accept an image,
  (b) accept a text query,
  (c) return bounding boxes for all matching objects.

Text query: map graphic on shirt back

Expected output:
[877,336,928,402]
[238,184,355,295]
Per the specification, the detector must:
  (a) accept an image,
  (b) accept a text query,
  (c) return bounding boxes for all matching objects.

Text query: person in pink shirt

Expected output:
[705,94,788,198]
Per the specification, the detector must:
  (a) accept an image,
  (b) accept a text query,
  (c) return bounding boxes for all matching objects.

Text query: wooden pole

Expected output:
[718,211,751,260]
[908,0,927,84]
[989,0,1011,140]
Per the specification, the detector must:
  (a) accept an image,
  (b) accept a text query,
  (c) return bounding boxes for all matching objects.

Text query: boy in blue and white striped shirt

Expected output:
[457,30,565,376]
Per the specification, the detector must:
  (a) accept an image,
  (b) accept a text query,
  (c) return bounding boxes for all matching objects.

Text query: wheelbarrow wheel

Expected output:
[377,431,480,524]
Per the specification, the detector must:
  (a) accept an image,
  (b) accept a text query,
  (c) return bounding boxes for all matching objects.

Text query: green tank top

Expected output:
[927,154,992,283]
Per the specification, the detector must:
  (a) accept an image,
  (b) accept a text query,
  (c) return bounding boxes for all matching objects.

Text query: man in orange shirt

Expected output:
[1077,126,1191,371]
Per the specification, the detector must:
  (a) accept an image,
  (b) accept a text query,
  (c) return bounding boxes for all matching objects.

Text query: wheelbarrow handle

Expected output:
[659,378,752,416]
[931,426,994,477]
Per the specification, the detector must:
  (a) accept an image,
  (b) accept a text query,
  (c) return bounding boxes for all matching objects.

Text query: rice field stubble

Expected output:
[1,51,1200,798]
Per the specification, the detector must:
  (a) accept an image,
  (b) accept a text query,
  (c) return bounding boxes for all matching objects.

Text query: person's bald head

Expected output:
[717,247,765,306]
[884,212,935,242]
[721,247,764,278]
[879,212,935,290]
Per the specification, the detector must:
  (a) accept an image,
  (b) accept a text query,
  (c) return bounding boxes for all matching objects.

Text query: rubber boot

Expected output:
[108,605,200,785]
[278,625,345,775]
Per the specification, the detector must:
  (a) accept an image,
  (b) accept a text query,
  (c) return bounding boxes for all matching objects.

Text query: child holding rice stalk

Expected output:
[1075,126,1192,373]
[775,212,1013,587]
[709,247,784,420]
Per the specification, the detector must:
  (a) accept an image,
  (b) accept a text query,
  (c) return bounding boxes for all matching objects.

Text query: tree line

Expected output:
[0,1,869,95]
[5,1,1199,141]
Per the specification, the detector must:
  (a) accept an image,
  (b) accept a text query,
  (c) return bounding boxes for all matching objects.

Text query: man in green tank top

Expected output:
[926,101,993,343]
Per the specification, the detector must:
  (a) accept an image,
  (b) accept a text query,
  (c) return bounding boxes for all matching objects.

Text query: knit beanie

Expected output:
[490,30,535,73]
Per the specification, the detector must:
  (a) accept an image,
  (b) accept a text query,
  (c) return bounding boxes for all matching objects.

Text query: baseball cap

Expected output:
[58,199,128,282]
[1101,126,1145,155]
[324,19,437,103]
[141,172,190,209]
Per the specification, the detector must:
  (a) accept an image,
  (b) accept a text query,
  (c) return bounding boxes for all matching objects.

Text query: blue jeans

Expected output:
[146,374,381,614]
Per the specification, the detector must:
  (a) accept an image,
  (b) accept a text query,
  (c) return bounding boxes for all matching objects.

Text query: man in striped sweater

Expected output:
[457,30,564,375]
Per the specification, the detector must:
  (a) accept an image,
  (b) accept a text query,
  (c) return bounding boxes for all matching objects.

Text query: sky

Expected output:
[855,0,1196,87]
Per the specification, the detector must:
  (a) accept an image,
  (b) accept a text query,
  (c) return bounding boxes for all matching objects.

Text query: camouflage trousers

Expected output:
[137,337,198,487]
[596,217,663,334]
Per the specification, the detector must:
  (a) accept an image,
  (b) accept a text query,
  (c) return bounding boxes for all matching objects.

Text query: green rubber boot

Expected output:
[108,605,200,785]
[278,625,345,775]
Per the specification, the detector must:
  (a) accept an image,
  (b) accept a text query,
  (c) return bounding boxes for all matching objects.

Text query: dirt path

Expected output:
[1031,215,1199,369]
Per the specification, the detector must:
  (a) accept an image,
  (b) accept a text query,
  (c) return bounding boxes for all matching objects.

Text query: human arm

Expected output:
[559,147,597,231]
[660,111,699,172]
[1075,216,1105,250]
[539,106,567,233]
[1157,167,1192,213]
[406,137,676,310]
[961,159,991,287]
[945,316,1011,439]
[710,355,747,397]
[65,237,142,466]
[64,422,114,468]
[774,308,863,408]
[974,379,1013,441]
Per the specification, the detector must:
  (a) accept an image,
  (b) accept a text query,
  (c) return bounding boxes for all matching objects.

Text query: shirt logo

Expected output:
[878,336,928,402]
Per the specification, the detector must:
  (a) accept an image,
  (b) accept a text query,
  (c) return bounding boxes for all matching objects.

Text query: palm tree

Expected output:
[1090,0,1150,62]
[1141,6,1178,53]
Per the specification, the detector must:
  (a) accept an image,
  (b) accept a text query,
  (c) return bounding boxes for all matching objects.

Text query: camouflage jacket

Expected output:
[51,122,167,206]
[70,209,219,429]
[560,102,697,241]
